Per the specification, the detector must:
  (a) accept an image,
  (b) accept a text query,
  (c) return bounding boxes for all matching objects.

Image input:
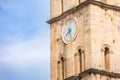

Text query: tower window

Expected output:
[61,0,63,12]
[79,49,82,72]
[61,57,65,80]
[78,49,85,73]
[79,0,81,4]
[104,47,110,71]
[57,61,61,80]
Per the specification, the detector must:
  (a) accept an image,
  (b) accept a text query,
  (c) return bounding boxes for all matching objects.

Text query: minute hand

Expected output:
[68,28,72,40]
[66,28,71,36]
[68,28,71,34]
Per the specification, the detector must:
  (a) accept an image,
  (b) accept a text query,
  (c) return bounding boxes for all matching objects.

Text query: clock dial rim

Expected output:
[62,18,78,44]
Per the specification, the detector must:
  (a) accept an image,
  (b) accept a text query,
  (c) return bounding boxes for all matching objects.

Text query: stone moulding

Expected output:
[47,0,120,24]
[64,68,120,80]
[64,76,78,80]
[78,68,120,78]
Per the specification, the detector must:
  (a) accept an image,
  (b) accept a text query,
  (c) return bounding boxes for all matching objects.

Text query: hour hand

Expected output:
[66,28,71,35]
[69,33,72,39]
[68,28,71,34]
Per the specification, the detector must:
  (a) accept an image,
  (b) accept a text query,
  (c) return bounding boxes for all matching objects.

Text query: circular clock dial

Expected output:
[62,19,77,43]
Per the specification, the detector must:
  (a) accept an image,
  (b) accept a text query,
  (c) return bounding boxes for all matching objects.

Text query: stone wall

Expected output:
[50,0,120,18]
[50,5,91,80]
[90,4,120,73]
[50,0,120,80]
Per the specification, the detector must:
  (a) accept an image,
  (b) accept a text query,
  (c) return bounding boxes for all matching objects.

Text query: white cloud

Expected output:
[0,36,50,68]
[0,0,50,79]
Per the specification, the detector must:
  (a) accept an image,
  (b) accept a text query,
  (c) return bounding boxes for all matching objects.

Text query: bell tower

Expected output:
[48,0,120,80]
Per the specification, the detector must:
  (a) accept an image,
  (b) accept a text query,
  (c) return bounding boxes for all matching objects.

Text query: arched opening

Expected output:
[79,0,81,4]
[78,49,82,72]
[57,61,61,80]
[61,57,65,80]
[104,47,110,71]
[61,0,63,12]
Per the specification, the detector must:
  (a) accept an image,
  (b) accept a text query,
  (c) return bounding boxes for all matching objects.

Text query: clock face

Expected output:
[62,19,77,43]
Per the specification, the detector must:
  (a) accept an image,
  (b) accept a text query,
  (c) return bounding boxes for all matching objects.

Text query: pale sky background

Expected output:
[0,0,50,80]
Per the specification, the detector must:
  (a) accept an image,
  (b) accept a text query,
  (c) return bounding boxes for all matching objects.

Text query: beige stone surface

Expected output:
[90,4,120,73]
[50,0,120,80]
[50,5,92,80]
[50,0,62,18]
[63,0,79,12]
[50,0,120,18]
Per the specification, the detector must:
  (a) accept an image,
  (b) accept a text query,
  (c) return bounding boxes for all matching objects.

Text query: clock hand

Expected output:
[65,28,71,36]
[70,33,72,39]
[68,28,72,39]
[65,28,72,41]
[68,28,71,34]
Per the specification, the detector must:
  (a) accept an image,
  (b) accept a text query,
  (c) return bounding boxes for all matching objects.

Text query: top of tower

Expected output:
[48,0,120,24]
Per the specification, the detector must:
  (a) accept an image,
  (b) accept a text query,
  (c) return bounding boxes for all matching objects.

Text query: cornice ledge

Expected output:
[78,68,120,78]
[47,0,91,24]
[64,76,78,80]
[47,0,120,24]
[63,68,120,80]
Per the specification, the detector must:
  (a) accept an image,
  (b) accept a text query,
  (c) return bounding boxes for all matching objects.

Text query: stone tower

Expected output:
[47,0,120,80]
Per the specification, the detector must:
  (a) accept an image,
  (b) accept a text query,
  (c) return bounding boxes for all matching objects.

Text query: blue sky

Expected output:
[0,0,50,80]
